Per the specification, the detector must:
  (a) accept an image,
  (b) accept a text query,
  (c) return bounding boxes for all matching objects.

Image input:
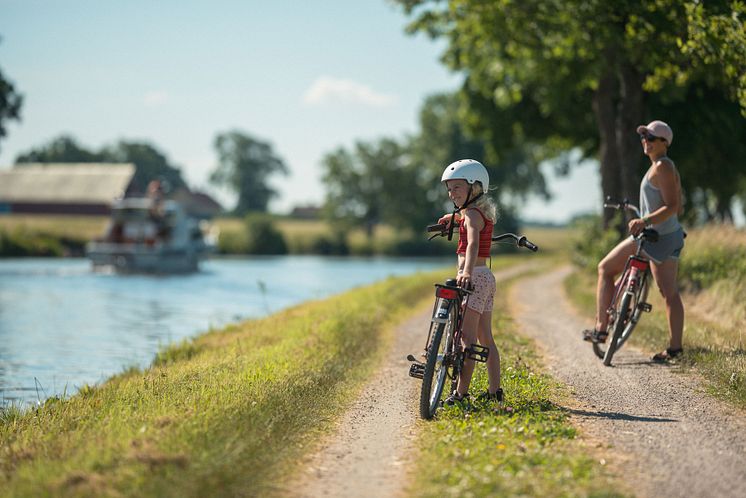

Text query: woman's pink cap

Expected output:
[636,120,673,145]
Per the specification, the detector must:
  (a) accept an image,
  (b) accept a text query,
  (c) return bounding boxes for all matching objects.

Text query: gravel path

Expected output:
[510,265,746,498]
[287,264,533,498]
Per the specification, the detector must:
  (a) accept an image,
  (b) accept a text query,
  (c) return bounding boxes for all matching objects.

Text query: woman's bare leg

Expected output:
[650,258,684,350]
[595,238,638,331]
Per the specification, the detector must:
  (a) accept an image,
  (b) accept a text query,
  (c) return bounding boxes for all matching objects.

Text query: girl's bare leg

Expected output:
[455,307,480,396]
[476,311,500,393]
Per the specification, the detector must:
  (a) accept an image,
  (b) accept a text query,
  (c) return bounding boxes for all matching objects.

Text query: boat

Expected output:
[86,197,217,274]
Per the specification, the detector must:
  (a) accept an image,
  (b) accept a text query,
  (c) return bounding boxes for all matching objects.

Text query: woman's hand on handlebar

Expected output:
[628,217,646,236]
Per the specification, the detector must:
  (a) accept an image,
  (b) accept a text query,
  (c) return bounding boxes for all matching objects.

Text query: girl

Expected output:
[437,159,502,404]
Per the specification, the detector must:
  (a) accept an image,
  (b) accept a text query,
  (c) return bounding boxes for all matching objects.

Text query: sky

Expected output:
[0,0,602,223]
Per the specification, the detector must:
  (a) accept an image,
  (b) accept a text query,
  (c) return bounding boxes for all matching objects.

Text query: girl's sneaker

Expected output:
[443,390,469,406]
[476,388,503,403]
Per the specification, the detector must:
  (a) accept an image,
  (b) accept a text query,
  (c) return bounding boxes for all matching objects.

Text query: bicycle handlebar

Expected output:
[492,233,539,252]
[426,224,539,252]
[604,196,641,218]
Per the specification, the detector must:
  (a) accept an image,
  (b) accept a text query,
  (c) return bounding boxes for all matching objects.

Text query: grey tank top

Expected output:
[639,159,681,235]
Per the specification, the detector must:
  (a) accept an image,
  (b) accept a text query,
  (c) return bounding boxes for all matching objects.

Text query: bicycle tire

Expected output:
[603,292,633,366]
[419,305,455,419]
[615,275,649,350]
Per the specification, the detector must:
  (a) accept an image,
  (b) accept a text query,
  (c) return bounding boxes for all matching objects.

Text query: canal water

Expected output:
[0,256,450,407]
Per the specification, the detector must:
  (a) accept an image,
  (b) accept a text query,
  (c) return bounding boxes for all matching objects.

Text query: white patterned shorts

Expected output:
[459,266,496,314]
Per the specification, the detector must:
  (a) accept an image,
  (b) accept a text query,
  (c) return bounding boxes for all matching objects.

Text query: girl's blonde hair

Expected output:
[468,182,497,223]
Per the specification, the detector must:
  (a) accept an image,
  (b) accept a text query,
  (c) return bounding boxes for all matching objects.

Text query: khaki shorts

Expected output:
[459,266,496,314]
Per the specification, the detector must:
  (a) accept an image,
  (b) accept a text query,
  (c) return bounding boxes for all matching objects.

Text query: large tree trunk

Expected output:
[593,69,623,229]
[617,63,646,207]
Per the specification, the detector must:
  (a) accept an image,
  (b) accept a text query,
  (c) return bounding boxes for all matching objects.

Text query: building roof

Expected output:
[171,188,224,219]
[0,163,136,204]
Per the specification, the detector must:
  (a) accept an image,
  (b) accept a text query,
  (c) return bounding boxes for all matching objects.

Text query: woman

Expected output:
[583,120,686,362]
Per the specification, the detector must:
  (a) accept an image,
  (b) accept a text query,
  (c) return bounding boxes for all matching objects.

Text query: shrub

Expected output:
[244,213,288,255]
[570,214,623,271]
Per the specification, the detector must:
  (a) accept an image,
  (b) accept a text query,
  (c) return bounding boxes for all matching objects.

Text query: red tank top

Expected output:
[456,208,493,257]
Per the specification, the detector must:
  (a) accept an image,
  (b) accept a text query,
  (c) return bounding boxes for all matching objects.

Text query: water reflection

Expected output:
[0,256,449,406]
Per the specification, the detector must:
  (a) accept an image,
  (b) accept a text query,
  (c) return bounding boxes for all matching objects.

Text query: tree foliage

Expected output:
[322,138,425,238]
[394,0,746,225]
[0,39,22,153]
[321,94,520,237]
[100,141,186,193]
[210,130,289,215]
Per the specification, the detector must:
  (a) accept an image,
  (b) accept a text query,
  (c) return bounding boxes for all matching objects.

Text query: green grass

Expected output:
[0,268,451,497]
[407,266,628,498]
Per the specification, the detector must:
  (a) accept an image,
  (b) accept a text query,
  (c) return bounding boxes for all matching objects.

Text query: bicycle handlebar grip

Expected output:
[518,236,539,252]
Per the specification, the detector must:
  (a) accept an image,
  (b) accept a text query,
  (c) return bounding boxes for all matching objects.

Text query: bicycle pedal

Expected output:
[408,363,425,379]
[466,344,489,363]
[638,302,652,312]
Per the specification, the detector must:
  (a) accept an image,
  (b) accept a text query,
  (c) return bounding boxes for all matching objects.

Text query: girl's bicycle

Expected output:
[592,198,657,366]
[407,224,538,419]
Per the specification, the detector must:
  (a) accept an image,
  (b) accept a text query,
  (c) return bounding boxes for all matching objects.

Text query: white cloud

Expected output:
[143,91,170,107]
[302,76,397,107]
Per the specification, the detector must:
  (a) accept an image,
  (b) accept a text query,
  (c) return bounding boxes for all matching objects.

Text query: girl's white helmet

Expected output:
[441,159,489,192]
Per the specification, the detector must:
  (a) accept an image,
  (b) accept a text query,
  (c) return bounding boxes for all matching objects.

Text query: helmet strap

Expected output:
[447,186,483,240]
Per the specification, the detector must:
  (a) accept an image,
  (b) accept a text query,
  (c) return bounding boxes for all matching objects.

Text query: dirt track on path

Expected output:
[511,266,746,498]
[286,264,533,498]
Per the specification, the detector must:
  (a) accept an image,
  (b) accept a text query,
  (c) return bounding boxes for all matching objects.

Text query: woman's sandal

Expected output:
[652,347,683,363]
[582,329,608,344]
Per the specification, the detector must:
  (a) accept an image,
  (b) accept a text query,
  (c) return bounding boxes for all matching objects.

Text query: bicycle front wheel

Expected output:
[419,306,455,419]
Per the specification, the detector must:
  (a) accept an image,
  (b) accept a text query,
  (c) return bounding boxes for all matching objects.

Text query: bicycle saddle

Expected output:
[640,228,659,243]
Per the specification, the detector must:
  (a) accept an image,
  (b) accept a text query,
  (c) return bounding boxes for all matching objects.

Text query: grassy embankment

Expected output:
[407,229,628,498]
[565,225,746,409]
[0,267,451,497]
[0,215,108,256]
[0,228,628,497]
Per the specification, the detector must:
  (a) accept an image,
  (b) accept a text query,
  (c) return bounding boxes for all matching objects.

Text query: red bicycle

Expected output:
[593,198,657,366]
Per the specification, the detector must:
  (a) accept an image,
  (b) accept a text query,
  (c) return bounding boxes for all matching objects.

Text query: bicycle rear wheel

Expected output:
[602,292,633,366]
[615,276,649,350]
[593,273,649,361]
[419,304,455,419]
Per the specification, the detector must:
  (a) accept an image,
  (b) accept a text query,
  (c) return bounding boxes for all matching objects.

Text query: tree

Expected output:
[394,0,746,227]
[15,135,101,163]
[322,138,424,238]
[100,141,187,194]
[0,38,22,152]
[210,130,289,215]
